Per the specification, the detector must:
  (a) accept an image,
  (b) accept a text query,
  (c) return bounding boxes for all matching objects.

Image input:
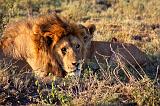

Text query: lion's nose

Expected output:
[72,62,79,67]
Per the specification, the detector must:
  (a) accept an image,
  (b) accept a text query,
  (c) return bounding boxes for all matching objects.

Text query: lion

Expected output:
[0,14,96,81]
[86,41,149,68]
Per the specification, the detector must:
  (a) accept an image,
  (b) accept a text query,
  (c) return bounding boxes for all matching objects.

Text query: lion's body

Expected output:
[0,14,95,80]
[87,41,149,67]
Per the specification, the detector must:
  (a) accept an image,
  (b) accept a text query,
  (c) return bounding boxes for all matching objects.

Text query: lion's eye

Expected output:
[61,47,67,55]
[76,44,80,49]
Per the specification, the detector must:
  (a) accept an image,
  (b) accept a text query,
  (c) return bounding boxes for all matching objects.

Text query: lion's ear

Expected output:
[45,36,53,46]
[38,35,53,50]
[33,23,49,35]
[33,24,43,35]
[33,24,54,49]
[86,24,96,35]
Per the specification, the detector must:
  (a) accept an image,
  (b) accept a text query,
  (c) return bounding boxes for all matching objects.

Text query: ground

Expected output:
[0,0,160,105]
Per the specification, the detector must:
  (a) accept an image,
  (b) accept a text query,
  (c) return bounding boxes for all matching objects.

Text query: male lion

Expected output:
[0,14,96,80]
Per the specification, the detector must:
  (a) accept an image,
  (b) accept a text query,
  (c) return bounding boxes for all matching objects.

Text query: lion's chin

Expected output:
[65,61,83,77]
[66,69,81,77]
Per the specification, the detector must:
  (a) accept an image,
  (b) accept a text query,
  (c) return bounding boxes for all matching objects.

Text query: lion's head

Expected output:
[54,35,83,73]
[0,14,96,79]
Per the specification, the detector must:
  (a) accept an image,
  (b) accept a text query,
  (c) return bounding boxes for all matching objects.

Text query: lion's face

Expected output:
[53,35,83,73]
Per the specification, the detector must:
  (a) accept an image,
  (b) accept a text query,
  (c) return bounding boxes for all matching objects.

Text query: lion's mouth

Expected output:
[67,69,81,77]
[66,61,84,77]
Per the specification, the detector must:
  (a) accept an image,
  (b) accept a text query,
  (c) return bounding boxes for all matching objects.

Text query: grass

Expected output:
[0,0,160,105]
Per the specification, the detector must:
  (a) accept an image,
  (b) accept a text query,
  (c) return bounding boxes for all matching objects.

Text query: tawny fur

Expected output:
[87,41,149,67]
